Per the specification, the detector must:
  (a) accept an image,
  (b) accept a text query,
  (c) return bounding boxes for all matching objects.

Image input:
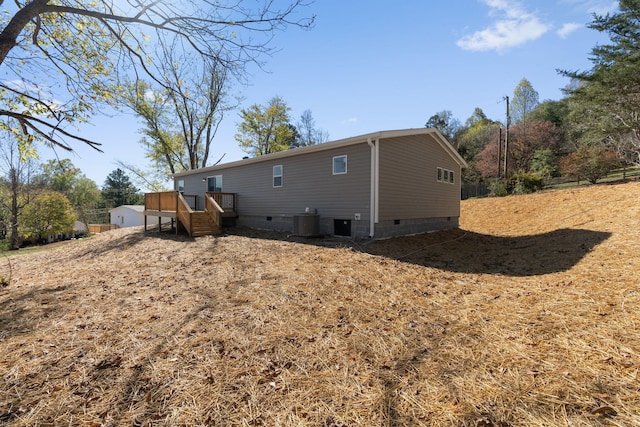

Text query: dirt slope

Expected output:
[0,182,639,426]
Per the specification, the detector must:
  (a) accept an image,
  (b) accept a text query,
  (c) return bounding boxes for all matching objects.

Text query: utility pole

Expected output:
[498,127,502,178]
[503,96,510,178]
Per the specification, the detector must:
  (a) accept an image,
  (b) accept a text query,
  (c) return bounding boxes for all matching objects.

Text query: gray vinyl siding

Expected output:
[178,143,372,234]
[173,129,465,239]
[377,134,461,220]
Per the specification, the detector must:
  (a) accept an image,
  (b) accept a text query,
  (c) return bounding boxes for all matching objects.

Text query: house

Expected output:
[160,128,467,239]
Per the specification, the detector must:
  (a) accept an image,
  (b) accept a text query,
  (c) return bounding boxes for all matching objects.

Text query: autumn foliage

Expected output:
[559,145,621,184]
[475,120,561,178]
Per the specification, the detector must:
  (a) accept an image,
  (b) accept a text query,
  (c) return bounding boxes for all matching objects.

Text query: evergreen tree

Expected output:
[561,0,640,166]
[102,169,142,207]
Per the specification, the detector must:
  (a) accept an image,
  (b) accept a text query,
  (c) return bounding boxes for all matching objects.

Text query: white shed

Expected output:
[109,205,145,228]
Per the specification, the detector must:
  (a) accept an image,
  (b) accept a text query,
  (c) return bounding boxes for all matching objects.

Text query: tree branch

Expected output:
[0,110,103,152]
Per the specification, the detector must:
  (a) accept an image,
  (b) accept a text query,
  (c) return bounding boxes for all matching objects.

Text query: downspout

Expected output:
[367,137,379,238]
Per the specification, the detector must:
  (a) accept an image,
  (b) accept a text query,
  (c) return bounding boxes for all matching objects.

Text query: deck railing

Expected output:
[207,192,236,212]
[145,191,178,212]
[144,191,234,236]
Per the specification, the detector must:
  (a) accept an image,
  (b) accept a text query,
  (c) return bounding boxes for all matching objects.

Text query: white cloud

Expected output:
[580,0,618,15]
[557,22,582,38]
[561,0,618,15]
[341,117,358,125]
[457,0,552,52]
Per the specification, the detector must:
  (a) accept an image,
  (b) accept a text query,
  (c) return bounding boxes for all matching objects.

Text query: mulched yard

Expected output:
[0,181,639,426]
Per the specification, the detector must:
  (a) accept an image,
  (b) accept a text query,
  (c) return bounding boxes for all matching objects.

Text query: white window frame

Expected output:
[177,179,185,192]
[273,165,283,188]
[333,155,347,175]
[436,167,455,184]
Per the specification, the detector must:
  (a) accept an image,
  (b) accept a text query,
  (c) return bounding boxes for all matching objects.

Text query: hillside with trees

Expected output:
[0,159,142,249]
[425,1,640,195]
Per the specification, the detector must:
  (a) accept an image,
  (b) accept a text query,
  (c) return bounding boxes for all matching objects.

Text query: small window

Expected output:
[333,155,347,175]
[436,167,455,184]
[207,175,222,192]
[177,179,185,192]
[273,165,283,187]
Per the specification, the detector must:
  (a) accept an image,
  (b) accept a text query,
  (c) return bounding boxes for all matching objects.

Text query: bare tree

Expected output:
[293,109,329,147]
[123,41,235,175]
[0,0,313,154]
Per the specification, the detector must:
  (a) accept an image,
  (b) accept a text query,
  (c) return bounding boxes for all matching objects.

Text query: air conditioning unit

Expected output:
[293,212,320,237]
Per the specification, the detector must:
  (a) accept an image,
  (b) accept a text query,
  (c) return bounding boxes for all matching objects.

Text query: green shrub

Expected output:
[490,173,544,197]
[509,172,544,194]
[490,180,509,197]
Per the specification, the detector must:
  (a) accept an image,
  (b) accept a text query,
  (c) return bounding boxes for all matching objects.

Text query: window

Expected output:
[436,167,455,184]
[333,155,347,175]
[273,165,283,187]
[207,175,222,192]
[177,179,184,192]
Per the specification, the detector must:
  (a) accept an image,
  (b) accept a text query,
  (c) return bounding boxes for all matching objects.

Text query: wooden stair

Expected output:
[189,211,221,237]
[144,191,233,237]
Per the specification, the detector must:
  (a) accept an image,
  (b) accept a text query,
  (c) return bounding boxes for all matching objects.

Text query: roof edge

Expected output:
[173,128,467,178]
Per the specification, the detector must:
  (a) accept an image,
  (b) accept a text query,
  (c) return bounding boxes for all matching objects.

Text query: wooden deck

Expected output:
[144,191,236,237]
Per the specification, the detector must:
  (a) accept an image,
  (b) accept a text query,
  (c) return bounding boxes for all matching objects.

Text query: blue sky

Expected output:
[46,0,618,188]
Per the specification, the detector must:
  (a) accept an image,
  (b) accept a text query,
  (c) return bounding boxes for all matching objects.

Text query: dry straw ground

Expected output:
[0,182,639,426]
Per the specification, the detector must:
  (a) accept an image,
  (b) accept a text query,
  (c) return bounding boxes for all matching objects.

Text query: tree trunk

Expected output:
[9,168,20,250]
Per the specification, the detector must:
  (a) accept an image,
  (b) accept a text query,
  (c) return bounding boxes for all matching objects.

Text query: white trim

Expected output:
[332,155,347,175]
[437,167,455,184]
[273,164,283,188]
[374,138,379,224]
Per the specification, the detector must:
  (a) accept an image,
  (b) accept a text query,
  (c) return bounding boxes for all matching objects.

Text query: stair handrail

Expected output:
[204,192,224,232]
[176,191,194,236]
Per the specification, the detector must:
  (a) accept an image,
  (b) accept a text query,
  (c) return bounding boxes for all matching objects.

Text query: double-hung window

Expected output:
[273,165,283,187]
